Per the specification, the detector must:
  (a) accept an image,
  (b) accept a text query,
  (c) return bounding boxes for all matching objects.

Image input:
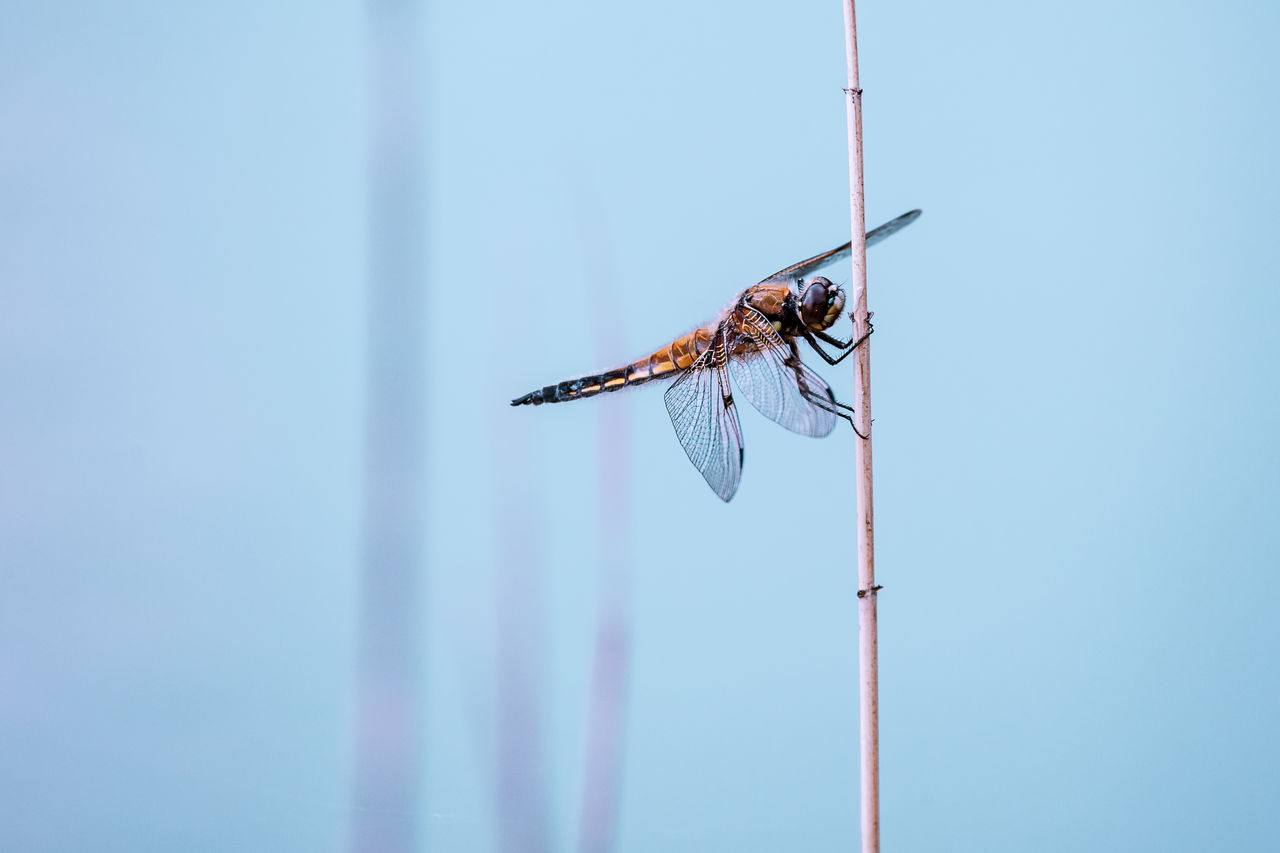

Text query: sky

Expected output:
[2,1,1279,851]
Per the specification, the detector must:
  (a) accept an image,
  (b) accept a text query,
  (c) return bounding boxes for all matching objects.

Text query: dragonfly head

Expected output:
[799,276,845,331]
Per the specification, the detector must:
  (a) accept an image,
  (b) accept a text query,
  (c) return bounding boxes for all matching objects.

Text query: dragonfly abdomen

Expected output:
[509,359,671,407]
[510,328,711,407]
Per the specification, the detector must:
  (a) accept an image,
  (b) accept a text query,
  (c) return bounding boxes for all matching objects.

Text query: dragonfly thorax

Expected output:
[799,276,846,332]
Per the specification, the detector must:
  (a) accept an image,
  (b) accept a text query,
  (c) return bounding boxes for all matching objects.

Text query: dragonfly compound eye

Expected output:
[801,276,842,330]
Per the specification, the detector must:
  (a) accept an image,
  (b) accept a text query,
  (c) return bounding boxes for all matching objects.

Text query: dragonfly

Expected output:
[511,209,921,501]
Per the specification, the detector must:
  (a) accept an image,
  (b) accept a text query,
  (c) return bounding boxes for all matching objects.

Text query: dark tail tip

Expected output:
[511,390,540,406]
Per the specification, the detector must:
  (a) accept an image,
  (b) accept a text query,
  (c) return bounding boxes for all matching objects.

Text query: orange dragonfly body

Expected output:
[512,210,920,500]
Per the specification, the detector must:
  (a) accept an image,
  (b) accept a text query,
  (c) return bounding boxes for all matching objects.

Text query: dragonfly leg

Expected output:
[802,388,868,439]
[813,311,875,349]
[815,331,852,349]
[803,320,873,366]
[786,338,869,439]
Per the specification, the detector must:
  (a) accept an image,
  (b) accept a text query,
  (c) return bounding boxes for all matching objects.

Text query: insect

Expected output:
[511,209,921,501]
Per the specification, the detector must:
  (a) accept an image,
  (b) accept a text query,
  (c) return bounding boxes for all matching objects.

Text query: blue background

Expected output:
[3,1,1278,850]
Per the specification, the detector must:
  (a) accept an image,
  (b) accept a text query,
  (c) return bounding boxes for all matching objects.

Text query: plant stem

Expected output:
[840,2,879,851]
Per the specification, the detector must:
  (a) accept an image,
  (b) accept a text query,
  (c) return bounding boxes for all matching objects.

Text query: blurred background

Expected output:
[3,0,1279,851]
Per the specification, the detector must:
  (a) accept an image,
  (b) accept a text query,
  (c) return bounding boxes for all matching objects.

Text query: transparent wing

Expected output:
[866,208,924,249]
[727,308,838,438]
[760,209,922,283]
[663,327,744,502]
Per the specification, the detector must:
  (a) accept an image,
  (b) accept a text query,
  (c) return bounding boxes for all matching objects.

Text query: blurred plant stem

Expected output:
[577,400,632,853]
[576,202,632,853]
[350,0,427,850]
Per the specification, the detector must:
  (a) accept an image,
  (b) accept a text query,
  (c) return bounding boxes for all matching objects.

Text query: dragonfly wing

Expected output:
[760,209,922,283]
[727,308,839,438]
[663,326,744,502]
[866,208,923,248]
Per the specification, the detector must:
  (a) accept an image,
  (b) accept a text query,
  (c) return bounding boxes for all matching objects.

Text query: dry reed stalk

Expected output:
[840,1,880,851]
